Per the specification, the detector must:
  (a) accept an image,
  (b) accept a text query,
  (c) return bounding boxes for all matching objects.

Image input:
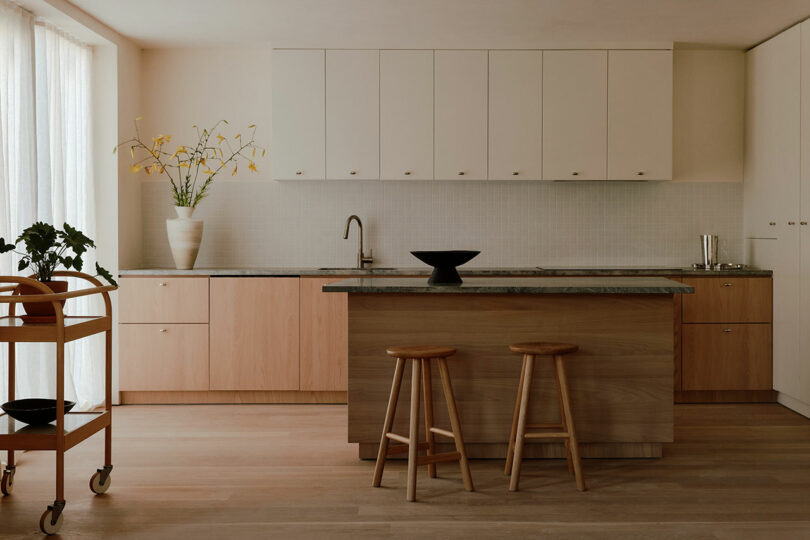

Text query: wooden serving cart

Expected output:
[0,271,116,535]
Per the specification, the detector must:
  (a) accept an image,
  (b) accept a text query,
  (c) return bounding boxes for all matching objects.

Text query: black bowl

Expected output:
[2,398,76,425]
[410,250,480,285]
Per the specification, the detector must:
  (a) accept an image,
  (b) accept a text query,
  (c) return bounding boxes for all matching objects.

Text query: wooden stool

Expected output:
[372,345,474,502]
[505,342,586,492]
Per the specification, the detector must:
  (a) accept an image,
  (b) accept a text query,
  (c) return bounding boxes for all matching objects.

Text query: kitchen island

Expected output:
[324,276,694,459]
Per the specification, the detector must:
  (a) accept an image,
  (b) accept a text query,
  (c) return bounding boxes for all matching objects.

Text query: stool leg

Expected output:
[373,357,406,488]
[554,364,574,476]
[505,354,528,475]
[509,354,534,492]
[555,355,586,492]
[437,358,474,492]
[407,358,422,502]
[422,359,438,479]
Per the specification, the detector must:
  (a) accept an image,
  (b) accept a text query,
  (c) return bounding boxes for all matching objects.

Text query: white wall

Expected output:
[134,46,746,269]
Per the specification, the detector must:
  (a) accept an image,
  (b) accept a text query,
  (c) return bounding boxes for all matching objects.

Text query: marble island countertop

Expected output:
[119,265,772,277]
[322,276,695,294]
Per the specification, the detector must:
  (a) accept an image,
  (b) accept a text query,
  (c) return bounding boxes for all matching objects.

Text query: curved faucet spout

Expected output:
[343,215,361,240]
[343,215,373,269]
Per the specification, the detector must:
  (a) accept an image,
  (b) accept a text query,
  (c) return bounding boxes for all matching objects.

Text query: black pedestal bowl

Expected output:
[410,250,480,285]
[2,398,76,425]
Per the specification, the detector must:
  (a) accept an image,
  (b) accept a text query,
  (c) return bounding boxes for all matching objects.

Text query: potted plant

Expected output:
[0,222,117,321]
[117,118,265,269]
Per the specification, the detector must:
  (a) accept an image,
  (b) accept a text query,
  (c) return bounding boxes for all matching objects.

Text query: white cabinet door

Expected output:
[380,50,433,180]
[608,50,672,180]
[744,27,801,238]
[434,50,488,180]
[542,50,607,181]
[272,50,325,180]
[326,50,379,180]
[488,50,542,180]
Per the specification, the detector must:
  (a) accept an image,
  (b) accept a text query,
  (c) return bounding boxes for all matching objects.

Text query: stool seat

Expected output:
[508,342,578,356]
[386,345,456,359]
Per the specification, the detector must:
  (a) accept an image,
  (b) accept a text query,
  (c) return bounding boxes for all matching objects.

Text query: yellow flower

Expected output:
[248,124,256,128]
[262,149,266,157]
[232,165,238,176]
[216,134,225,144]
[130,146,135,158]
[248,162,257,172]
[144,166,151,176]
[235,133,241,140]
[203,168,215,176]
[130,164,141,173]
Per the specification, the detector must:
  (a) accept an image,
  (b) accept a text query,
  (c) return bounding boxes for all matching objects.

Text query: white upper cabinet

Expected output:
[380,50,434,180]
[326,50,379,180]
[542,50,608,180]
[607,50,673,180]
[434,50,488,180]
[488,50,542,180]
[744,26,801,238]
[272,50,325,180]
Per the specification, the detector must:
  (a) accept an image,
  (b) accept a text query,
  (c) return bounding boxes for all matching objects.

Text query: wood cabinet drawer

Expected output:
[119,277,209,323]
[682,324,772,391]
[119,324,209,391]
[682,277,772,323]
[300,276,348,391]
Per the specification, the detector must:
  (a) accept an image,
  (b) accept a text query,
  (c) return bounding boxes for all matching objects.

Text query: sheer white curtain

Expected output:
[0,2,102,411]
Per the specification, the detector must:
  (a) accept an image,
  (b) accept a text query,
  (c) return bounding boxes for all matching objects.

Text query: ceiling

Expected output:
[70,0,810,50]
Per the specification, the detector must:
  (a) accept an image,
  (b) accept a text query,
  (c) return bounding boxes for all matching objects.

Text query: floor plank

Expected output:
[1,403,809,539]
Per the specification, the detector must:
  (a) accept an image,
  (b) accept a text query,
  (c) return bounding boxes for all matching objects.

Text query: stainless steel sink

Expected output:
[317,267,396,271]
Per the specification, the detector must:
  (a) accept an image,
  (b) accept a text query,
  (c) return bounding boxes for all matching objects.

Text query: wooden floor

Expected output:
[1,403,810,539]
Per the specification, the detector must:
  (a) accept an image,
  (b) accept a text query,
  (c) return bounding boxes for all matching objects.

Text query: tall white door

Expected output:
[326,50,379,180]
[542,50,607,181]
[380,50,434,180]
[488,50,542,180]
[607,50,672,180]
[434,50,488,180]
[271,50,325,180]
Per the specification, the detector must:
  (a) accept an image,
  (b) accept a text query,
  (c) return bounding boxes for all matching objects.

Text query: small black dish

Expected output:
[410,250,480,286]
[2,398,76,425]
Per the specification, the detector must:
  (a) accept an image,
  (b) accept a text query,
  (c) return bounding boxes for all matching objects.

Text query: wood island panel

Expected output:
[347,293,675,459]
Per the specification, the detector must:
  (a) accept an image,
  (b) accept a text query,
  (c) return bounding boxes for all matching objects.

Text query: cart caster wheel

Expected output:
[0,468,14,495]
[90,470,111,494]
[39,507,64,535]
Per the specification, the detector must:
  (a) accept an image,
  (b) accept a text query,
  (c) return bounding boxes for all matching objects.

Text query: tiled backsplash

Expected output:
[140,181,742,269]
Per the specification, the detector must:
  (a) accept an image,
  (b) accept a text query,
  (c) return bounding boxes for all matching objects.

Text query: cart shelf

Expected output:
[0,316,111,343]
[0,411,110,451]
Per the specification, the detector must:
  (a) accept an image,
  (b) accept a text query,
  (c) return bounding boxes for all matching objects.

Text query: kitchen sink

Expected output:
[317,267,397,270]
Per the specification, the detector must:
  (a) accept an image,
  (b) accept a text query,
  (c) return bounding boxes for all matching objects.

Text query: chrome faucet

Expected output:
[343,215,374,269]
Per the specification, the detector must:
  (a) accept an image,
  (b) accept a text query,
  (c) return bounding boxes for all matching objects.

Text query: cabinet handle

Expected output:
[722,282,733,287]
[512,171,519,176]
[789,221,796,225]
[802,221,808,226]
[159,328,168,333]
[404,171,411,176]
[636,171,644,176]
[571,171,579,176]
[158,282,167,287]
[723,328,732,333]
[349,170,357,175]
[295,171,303,175]
[769,222,776,226]
[457,171,465,176]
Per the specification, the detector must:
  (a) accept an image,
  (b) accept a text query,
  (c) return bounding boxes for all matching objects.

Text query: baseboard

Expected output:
[119,390,347,404]
[358,442,663,460]
[675,390,777,403]
[777,392,810,419]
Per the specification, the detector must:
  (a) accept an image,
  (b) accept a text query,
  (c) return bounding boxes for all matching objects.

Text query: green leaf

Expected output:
[17,258,29,272]
[95,262,117,287]
[73,257,83,271]
[0,237,15,253]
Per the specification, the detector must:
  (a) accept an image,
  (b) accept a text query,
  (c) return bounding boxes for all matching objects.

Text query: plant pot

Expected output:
[18,280,68,319]
[166,206,203,270]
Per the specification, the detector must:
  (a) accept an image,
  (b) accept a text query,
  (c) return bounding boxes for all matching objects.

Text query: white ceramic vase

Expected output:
[166,206,203,270]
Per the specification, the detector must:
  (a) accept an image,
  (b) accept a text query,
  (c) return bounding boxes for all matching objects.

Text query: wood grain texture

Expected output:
[119,324,209,391]
[119,390,346,404]
[209,277,300,390]
[681,277,772,323]
[3,403,809,538]
[675,389,777,403]
[299,277,349,391]
[682,323,773,391]
[348,293,674,458]
[119,276,209,323]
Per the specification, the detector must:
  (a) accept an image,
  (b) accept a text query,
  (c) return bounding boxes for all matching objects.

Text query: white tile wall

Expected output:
[140,181,743,269]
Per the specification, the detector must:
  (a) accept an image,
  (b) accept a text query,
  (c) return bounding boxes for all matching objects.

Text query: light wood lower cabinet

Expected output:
[119,276,209,323]
[682,323,772,391]
[299,277,348,391]
[119,324,209,391]
[209,278,300,391]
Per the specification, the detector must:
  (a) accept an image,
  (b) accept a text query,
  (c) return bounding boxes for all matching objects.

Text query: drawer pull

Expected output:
[723,328,732,333]
[159,328,168,333]
[158,282,167,287]
[722,282,733,287]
